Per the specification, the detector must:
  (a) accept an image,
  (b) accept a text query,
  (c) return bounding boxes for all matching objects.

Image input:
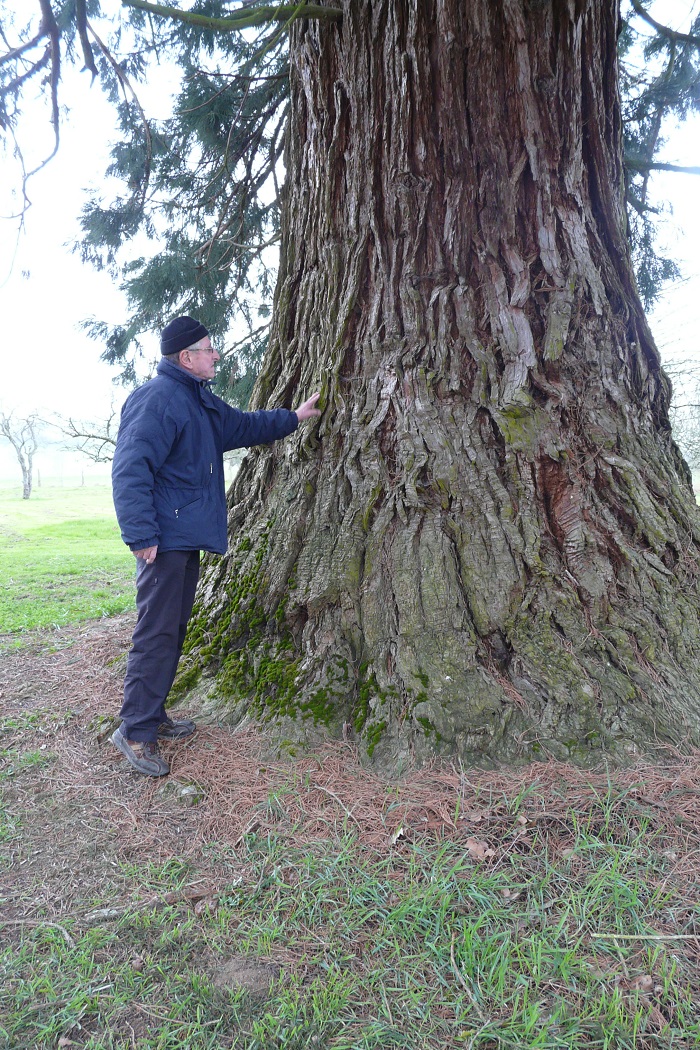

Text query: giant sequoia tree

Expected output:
[5,0,700,765]
[172,0,700,767]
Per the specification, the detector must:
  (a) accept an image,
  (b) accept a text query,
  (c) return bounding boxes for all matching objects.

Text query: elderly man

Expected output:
[111,315,321,776]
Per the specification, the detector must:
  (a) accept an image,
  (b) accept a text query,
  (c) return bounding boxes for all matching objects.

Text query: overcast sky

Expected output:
[0,0,699,478]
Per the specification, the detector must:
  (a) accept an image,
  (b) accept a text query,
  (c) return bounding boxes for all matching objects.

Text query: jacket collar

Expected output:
[157,357,211,392]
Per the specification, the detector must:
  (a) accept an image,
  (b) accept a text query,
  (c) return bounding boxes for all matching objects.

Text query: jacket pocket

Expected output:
[173,495,203,519]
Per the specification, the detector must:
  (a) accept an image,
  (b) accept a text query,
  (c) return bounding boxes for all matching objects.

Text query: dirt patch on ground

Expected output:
[211,956,280,996]
[2,612,700,924]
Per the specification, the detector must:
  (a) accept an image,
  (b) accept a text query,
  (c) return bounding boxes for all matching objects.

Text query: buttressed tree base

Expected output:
[174,0,700,769]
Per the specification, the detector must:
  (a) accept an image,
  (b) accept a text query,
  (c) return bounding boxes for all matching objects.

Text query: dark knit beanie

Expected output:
[160,315,209,356]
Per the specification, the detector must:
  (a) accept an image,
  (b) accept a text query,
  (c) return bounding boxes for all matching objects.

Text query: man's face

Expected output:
[180,338,220,381]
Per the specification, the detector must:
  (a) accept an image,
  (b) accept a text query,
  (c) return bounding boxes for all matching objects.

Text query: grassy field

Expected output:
[0,485,135,633]
[1,488,700,1048]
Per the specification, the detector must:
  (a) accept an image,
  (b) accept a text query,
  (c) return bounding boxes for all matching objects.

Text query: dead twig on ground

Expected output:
[0,918,75,947]
[82,886,223,924]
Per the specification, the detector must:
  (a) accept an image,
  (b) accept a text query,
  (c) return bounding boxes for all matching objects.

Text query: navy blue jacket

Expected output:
[112,359,298,554]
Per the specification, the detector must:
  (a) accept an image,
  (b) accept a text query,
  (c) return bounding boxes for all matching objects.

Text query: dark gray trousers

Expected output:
[119,550,200,742]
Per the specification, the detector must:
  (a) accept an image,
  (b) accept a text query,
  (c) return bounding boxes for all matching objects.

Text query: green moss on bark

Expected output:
[170,521,344,728]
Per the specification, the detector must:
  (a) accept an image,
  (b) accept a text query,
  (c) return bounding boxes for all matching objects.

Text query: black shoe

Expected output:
[111,726,170,776]
[158,717,197,740]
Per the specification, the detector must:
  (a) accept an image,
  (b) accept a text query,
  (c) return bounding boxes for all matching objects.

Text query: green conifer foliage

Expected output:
[76,17,291,403]
[620,2,700,307]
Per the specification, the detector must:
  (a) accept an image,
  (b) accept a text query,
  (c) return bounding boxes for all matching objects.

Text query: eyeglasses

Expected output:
[187,346,216,355]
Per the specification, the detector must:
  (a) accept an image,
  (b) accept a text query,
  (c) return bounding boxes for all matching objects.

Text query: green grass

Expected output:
[0,486,135,632]
[1,801,697,1049]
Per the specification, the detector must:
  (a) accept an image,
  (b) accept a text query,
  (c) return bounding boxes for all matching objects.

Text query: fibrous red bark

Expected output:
[181,0,700,768]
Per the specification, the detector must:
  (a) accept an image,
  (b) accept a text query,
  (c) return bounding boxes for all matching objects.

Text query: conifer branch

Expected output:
[625,158,700,176]
[626,187,661,217]
[640,37,676,206]
[1,50,51,98]
[628,0,700,49]
[75,0,98,79]
[87,21,153,208]
[37,0,60,164]
[0,30,45,68]
[122,0,342,32]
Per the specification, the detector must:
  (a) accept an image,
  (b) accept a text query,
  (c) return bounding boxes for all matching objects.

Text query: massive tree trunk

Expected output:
[180,0,700,768]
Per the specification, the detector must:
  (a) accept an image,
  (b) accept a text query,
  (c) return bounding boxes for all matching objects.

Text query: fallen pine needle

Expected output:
[310,783,362,828]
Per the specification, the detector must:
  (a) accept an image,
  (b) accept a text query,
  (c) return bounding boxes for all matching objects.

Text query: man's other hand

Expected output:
[294,392,322,421]
[134,546,158,564]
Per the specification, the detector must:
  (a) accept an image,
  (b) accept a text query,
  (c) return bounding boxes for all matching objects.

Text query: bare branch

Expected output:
[625,186,661,218]
[51,406,119,464]
[223,321,271,357]
[6,4,63,196]
[121,0,342,32]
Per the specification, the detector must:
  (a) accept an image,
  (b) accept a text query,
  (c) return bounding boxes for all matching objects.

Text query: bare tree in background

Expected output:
[665,362,700,470]
[52,404,119,464]
[0,412,39,499]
